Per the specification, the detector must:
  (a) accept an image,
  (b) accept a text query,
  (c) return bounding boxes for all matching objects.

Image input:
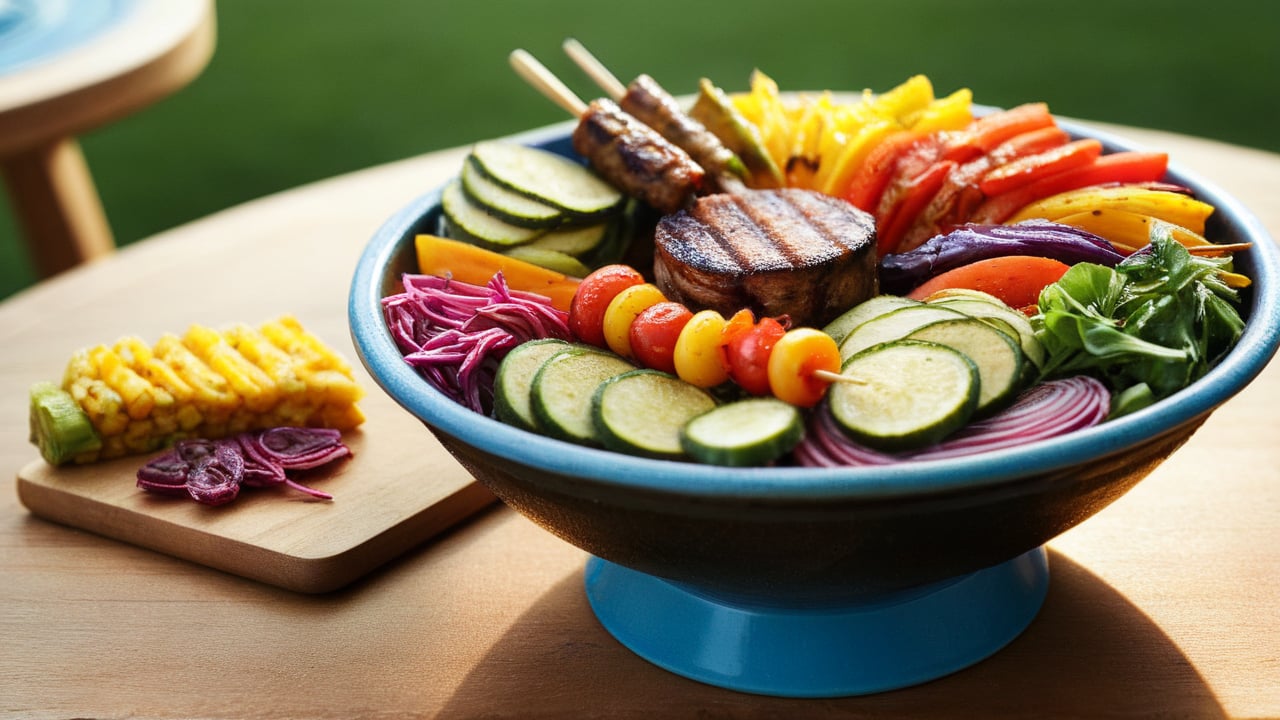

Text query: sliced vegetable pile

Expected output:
[136,427,351,506]
[381,70,1252,469]
[28,315,365,466]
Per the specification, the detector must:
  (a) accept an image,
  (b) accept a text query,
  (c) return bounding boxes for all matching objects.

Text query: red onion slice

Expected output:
[794,376,1111,467]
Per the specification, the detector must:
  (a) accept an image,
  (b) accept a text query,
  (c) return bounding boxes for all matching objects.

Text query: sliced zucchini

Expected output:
[461,156,565,228]
[918,288,1007,305]
[681,397,803,467]
[926,297,1046,369]
[503,247,592,278]
[823,295,922,346]
[829,340,979,452]
[441,179,544,249]
[904,318,1023,416]
[531,347,637,446]
[493,339,574,431]
[521,222,610,258]
[838,304,968,360]
[591,370,717,459]
[29,381,102,465]
[471,141,624,218]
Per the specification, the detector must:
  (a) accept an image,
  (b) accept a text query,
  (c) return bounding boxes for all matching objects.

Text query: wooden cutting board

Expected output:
[15,395,497,594]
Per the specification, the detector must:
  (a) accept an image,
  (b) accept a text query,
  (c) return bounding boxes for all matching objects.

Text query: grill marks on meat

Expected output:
[572,98,704,215]
[654,188,878,327]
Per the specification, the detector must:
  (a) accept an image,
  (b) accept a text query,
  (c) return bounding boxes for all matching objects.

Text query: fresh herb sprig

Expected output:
[1033,228,1245,414]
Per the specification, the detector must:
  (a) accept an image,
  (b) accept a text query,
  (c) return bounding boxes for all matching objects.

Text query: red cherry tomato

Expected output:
[724,316,788,396]
[629,302,694,375]
[569,264,644,347]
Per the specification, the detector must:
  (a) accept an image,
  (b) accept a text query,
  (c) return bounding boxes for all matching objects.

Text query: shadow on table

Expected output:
[437,548,1224,719]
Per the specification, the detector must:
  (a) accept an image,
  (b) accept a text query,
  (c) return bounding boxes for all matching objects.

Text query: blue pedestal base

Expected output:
[584,547,1049,697]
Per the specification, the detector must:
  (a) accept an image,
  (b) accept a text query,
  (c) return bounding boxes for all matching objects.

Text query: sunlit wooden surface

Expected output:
[1,121,1277,719]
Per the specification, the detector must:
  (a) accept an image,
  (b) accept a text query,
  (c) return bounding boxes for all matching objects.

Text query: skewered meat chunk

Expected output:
[620,74,746,190]
[653,188,878,328]
[572,98,705,214]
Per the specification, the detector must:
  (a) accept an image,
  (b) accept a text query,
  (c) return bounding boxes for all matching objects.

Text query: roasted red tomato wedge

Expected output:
[978,138,1104,197]
[724,315,788,396]
[569,264,645,347]
[629,301,694,375]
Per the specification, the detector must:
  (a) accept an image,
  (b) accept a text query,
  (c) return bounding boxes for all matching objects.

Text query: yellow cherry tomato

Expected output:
[672,309,730,388]
[767,328,841,407]
[602,283,666,358]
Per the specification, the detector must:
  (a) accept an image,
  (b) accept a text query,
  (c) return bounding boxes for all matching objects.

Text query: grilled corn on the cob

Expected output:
[31,315,365,465]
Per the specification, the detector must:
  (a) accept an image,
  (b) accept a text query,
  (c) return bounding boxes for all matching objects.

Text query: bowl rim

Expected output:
[349,114,1280,501]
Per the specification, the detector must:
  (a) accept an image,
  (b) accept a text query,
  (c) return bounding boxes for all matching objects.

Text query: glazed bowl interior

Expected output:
[349,117,1280,603]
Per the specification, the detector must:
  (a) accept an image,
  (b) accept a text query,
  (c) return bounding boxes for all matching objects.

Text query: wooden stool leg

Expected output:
[1,138,116,278]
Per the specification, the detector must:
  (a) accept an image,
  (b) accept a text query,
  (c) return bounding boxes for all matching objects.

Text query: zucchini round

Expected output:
[904,318,1024,416]
[460,157,565,228]
[471,141,624,218]
[591,370,716,459]
[681,397,804,467]
[530,347,637,445]
[493,339,574,430]
[829,340,979,452]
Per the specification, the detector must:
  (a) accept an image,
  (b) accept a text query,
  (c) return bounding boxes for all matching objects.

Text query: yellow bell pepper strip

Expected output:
[908,88,974,134]
[414,234,581,313]
[1054,208,1210,254]
[1008,184,1215,235]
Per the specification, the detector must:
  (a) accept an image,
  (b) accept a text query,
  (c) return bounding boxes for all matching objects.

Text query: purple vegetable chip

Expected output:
[235,433,288,487]
[254,427,351,470]
[136,449,191,492]
[184,445,245,506]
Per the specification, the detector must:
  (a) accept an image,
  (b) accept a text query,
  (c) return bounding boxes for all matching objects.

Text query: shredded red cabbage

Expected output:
[137,428,351,505]
[382,272,572,413]
[792,376,1110,467]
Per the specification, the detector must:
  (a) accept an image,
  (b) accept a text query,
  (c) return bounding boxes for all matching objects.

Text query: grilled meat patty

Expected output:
[653,188,878,328]
[572,98,704,215]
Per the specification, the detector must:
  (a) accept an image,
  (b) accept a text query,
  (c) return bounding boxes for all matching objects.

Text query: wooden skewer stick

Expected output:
[562,38,627,101]
[813,369,868,386]
[509,48,587,118]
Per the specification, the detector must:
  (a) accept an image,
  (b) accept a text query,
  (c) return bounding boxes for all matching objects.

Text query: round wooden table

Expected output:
[0,0,214,278]
[1,121,1277,719]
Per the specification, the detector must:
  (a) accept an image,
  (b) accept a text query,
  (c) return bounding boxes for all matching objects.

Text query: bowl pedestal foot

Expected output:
[584,547,1049,697]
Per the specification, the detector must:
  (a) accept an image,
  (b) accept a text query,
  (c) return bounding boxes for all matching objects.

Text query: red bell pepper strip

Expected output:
[978,138,1104,197]
[940,103,1056,163]
[969,151,1170,224]
[842,130,920,213]
[877,159,956,255]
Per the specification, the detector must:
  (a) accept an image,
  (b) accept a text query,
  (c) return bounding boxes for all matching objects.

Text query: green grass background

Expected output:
[2,0,1277,300]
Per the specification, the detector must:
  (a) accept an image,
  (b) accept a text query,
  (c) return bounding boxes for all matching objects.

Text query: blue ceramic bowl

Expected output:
[349,117,1280,694]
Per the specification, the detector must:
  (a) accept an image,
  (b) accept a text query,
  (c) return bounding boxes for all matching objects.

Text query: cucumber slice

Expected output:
[592,369,717,459]
[823,295,922,345]
[503,247,592,278]
[838,304,968,360]
[522,222,610,257]
[493,339,574,430]
[904,318,1024,415]
[531,347,637,445]
[681,397,803,467]
[29,381,102,465]
[461,156,565,228]
[829,340,979,452]
[471,141,624,218]
[441,179,544,249]
[927,297,1046,369]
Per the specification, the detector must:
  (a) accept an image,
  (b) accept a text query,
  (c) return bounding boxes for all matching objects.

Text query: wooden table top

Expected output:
[2,121,1278,719]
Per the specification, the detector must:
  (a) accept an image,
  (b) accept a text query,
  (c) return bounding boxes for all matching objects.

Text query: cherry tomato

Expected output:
[569,264,645,347]
[602,283,666,359]
[724,316,787,396]
[767,328,842,407]
[629,302,694,375]
[673,310,730,388]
